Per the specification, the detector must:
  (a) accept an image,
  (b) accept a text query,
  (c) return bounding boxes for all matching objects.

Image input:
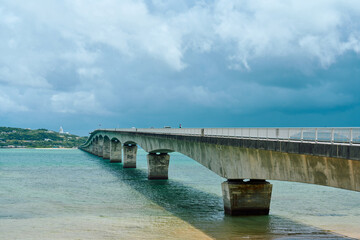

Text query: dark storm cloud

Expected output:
[0,0,360,134]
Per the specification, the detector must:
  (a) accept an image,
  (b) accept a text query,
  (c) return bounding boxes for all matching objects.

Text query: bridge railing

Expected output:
[103,127,360,145]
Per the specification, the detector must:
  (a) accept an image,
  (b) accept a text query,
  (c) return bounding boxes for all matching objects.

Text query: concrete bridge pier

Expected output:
[95,143,100,156]
[110,139,122,163]
[93,140,99,156]
[222,179,272,216]
[123,144,137,168]
[97,138,104,157]
[90,145,94,154]
[84,146,90,153]
[102,137,110,159]
[147,153,170,180]
[94,144,99,156]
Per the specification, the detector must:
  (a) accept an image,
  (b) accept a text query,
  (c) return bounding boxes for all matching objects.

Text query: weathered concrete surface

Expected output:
[222,180,272,215]
[147,153,170,179]
[80,130,360,192]
[83,144,92,154]
[102,137,110,159]
[123,145,137,168]
[89,144,94,155]
[110,140,122,163]
[97,136,104,157]
[92,139,99,156]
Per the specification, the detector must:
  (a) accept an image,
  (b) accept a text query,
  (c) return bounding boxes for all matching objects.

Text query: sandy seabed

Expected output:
[0,216,212,240]
[296,216,360,239]
[1,215,359,240]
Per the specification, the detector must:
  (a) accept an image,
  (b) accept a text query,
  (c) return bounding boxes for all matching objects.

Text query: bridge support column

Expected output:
[103,138,110,159]
[97,139,104,157]
[93,142,99,156]
[147,153,170,180]
[110,140,122,163]
[123,144,137,168]
[93,144,98,156]
[90,145,94,154]
[222,179,272,216]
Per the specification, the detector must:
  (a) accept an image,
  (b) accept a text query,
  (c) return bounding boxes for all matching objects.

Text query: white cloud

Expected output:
[51,0,185,70]
[0,89,28,113]
[50,91,105,114]
[3,14,19,24]
[61,44,100,65]
[2,0,360,74]
[213,0,360,69]
[0,65,51,88]
[0,0,360,119]
[77,67,103,79]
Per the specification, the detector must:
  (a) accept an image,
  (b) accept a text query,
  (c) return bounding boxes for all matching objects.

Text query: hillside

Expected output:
[0,127,87,148]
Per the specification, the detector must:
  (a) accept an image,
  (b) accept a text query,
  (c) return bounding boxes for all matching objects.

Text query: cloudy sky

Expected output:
[1,0,360,135]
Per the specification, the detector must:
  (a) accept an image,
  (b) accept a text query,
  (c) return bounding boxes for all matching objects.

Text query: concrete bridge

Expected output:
[79,127,360,216]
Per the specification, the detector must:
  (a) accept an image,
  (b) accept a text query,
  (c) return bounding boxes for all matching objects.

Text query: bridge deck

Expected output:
[84,128,360,161]
[96,127,360,145]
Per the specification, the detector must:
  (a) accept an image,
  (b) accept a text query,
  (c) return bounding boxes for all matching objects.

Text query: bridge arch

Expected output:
[123,140,137,146]
[110,137,120,142]
[149,148,174,154]
[102,136,111,159]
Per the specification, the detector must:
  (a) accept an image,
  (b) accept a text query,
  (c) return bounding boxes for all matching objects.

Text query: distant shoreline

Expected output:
[0,126,87,149]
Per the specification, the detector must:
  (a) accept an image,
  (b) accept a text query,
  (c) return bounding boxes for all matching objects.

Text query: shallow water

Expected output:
[0,149,359,239]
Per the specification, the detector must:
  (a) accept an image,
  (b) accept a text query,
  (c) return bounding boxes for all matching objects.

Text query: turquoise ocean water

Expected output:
[0,149,359,239]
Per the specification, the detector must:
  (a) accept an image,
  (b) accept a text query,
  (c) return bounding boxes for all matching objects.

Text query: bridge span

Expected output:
[80,127,360,216]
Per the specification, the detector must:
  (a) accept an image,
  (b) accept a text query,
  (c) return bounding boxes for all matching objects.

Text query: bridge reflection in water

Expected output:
[80,127,360,216]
